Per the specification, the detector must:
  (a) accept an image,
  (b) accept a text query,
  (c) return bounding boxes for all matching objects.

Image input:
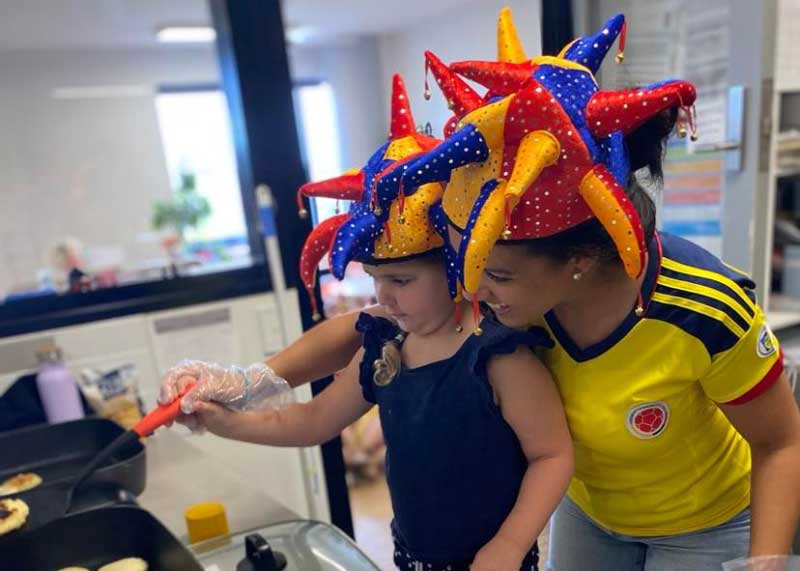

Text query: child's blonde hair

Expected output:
[370,250,442,386]
[373,331,406,386]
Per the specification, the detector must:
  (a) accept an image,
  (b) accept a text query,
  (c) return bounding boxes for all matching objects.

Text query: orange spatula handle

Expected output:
[133,381,196,437]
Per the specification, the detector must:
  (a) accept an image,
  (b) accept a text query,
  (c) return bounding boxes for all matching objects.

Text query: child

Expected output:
[161,75,573,571]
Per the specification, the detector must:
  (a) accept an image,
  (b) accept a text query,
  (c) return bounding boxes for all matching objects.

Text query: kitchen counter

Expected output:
[137,429,298,542]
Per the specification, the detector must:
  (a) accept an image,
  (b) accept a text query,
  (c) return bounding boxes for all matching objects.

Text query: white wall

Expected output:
[377,0,541,138]
[289,38,386,170]
[0,46,218,294]
[287,0,540,172]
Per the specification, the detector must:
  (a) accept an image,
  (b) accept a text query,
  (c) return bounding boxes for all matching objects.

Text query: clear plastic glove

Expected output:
[158,359,294,415]
[722,555,800,571]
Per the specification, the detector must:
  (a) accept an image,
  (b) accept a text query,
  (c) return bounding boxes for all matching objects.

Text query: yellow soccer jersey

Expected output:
[535,232,783,536]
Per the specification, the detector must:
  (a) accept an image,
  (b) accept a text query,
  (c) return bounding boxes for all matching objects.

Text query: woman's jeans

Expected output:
[546,495,750,571]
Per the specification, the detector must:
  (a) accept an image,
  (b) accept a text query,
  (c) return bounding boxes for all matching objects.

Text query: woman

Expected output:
[378,12,800,569]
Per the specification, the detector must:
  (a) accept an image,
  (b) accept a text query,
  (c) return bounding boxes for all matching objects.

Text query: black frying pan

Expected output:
[2,505,204,570]
[1,384,194,534]
[0,417,145,498]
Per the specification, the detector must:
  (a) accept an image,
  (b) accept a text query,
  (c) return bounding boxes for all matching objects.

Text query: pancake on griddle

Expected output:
[0,472,42,495]
[98,557,148,571]
[0,498,29,535]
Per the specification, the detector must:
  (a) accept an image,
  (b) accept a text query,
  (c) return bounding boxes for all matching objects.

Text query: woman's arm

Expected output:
[267,309,361,386]
[267,305,387,387]
[188,349,373,447]
[471,348,574,570]
[721,374,800,556]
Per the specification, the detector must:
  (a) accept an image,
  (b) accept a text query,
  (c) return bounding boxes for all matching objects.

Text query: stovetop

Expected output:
[193,520,381,571]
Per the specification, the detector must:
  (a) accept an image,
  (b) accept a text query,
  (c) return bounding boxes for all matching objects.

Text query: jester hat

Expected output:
[297,74,445,319]
[393,9,697,299]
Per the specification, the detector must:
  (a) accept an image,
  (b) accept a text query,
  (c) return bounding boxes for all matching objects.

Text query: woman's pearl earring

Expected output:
[572,272,582,281]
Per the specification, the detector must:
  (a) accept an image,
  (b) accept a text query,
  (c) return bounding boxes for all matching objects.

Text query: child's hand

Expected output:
[158,360,293,414]
[177,401,243,438]
[470,535,527,571]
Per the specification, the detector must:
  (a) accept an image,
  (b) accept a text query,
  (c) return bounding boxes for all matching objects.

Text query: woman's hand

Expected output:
[470,535,527,571]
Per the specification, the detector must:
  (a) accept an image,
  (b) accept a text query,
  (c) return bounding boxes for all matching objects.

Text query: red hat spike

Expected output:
[297,170,365,207]
[454,300,463,333]
[586,80,697,137]
[424,50,482,117]
[424,57,432,100]
[471,296,483,336]
[449,60,532,96]
[615,20,627,63]
[443,115,460,138]
[390,73,417,139]
[299,212,349,320]
[296,187,309,218]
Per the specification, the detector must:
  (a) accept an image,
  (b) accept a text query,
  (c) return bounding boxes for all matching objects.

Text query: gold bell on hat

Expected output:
[298,208,309,219]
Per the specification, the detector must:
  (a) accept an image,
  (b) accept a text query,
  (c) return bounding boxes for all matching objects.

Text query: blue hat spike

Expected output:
[562,13,625,73]
[428,201,461,298]
[330,207,382,279]
[401,124,489,190]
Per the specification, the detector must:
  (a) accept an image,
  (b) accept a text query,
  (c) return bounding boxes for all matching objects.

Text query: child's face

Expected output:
[363,258,451,333]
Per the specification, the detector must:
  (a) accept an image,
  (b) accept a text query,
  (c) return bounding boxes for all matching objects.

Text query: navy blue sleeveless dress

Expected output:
[355,313,553,571]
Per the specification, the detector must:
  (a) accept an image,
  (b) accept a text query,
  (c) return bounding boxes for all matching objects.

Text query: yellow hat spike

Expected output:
[504,131,561,201]
[461,131,560,293]
[497,7,528,64]
[462,183,508,293]
[578,165,646,279]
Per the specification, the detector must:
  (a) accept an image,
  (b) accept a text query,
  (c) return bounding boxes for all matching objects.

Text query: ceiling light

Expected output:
[157,26,216,43]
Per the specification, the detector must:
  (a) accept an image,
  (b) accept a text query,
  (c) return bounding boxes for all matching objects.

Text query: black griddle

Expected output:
[2,505,204,570]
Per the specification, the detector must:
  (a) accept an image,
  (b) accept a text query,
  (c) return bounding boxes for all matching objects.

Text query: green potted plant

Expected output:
[151,172,212,252]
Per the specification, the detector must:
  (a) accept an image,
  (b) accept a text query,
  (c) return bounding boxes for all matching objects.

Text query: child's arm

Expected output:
[186,349,374,447]
[159,306,389,407]
[472,347,574,571]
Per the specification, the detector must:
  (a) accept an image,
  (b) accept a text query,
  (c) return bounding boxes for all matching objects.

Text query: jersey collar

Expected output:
[543,232,663,362]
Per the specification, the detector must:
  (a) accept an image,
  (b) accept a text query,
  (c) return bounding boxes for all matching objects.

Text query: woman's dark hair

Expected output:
[520,106,678,265]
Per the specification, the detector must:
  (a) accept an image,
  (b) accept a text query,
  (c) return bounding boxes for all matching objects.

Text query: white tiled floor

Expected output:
[349,475,550,571]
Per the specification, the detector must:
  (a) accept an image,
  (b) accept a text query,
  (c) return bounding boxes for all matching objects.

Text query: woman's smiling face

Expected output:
[447,226,573,327]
